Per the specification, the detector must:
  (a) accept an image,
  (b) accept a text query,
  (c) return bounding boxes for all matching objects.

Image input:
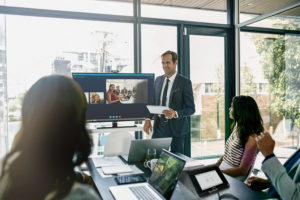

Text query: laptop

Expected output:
[110,149,186,200]
[121,138,172,164]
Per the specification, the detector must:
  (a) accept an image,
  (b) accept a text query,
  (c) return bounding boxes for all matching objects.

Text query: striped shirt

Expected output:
[223,127,244,167]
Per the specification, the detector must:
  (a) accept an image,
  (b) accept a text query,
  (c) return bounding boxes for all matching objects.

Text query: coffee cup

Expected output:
[146,159,158,171]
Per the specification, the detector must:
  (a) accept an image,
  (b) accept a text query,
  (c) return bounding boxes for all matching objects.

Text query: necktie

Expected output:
[161,79,169,106]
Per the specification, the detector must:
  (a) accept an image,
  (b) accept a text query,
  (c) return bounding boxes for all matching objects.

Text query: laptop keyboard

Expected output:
[129,185,160,200]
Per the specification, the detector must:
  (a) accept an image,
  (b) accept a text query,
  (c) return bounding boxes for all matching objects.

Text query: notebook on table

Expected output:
[109,149,186,200]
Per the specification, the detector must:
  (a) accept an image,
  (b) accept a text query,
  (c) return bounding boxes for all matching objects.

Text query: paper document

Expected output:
[184,160,204,169]
[146,105,169,114]
[92,156,124,167]
[102,165,133,175]
[97,165,144,178]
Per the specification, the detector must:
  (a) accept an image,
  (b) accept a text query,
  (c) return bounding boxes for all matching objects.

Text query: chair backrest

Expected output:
[103,131,135,157]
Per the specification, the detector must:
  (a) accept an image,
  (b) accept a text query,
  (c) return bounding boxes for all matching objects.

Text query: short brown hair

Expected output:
[161,50,178,63]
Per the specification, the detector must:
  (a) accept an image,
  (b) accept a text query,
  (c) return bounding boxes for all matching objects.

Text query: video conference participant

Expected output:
[106,84,120,104]
[143,50,195,154]
[247,132,300,200]
[216,96,264,181]
[0,75,100,200]
[91,93,103,104]
[115,86,120,96]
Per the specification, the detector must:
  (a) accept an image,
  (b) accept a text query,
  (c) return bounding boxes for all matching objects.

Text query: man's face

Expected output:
[162,54,177,78]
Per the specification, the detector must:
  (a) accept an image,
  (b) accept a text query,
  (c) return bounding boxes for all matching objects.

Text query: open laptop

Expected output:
[110,149,186,200]
[121,138,172,164]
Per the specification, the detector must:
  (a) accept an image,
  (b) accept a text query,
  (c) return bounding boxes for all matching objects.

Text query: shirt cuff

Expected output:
[262,153,275,164]
[175,111,178,118]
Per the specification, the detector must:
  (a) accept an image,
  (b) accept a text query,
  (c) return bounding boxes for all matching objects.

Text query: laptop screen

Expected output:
[148,150,186,199]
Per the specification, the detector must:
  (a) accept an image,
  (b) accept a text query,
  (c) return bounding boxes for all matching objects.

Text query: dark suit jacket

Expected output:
[148,73,195,137]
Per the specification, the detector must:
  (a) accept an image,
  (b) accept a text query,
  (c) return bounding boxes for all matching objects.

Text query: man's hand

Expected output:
[143,120,152,135]
[246,176,270,190]
[255,132,275,157]
[162,108,177,119]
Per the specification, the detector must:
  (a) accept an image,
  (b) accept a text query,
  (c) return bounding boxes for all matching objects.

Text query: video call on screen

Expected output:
[72,73,154,121]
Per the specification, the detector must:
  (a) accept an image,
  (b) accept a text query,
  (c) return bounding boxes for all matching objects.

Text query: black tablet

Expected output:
[115,175,146,185]
[188,164,229,196]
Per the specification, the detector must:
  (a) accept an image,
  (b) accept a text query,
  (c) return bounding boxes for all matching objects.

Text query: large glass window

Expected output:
[239,0,298,23]
[141,24,177,77]
[2,0,133,16]
[0,14,7,158]
[247,6,300,31]
[141,0,227,24]
[190,35,225,158]
[0,15,133,157]
[240,32,300,151]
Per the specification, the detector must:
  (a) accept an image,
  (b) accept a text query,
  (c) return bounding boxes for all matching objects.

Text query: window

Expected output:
[239,1,298,25]
[258,83,268,94]
[141,0,227,24]
[205,83,216,94]
[3,0,133,16]
[0,15,134,157]
[240,32,300,150]
[189,35,225,158]
[141,24,177,77]
[248,6,300,31]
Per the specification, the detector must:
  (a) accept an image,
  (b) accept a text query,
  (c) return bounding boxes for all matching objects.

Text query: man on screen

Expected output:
[143,50,195,154]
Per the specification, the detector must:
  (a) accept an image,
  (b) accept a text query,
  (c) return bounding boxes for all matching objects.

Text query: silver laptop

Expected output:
[110,149,186,200]
[121,138,172,164]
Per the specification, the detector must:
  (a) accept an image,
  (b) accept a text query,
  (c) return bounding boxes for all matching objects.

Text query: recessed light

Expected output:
[247,3,254,6]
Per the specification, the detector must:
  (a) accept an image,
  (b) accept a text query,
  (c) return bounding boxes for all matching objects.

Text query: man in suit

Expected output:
[246,132,300,200]
[143,50,195,154]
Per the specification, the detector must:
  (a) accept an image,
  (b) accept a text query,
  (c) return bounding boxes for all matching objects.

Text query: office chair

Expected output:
[103,131,135,157]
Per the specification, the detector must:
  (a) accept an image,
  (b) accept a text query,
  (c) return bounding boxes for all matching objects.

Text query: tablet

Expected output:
[115,175,146,185]
[188,164,229,196]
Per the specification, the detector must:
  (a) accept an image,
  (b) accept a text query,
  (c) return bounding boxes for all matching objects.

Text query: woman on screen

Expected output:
[106,84,120,104]
[216,95,264,181]
[0,75,100,200]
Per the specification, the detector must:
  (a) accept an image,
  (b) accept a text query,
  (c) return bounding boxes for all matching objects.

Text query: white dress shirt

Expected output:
[159,72,177,107]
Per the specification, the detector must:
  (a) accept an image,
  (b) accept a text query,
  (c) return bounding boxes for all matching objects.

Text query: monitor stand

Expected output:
[97,121,137,129]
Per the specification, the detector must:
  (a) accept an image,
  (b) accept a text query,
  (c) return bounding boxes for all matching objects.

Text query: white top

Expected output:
[159,72,177,107]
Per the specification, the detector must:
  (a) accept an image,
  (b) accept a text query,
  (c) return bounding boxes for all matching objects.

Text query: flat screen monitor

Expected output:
[72,73,154,122]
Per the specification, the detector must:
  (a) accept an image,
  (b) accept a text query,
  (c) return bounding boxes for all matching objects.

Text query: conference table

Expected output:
[87,156,271,200]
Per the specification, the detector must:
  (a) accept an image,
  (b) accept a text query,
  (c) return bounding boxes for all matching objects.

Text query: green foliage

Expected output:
[8,92,26,112]
[216,64,224,102]
[253,34,300,125]
[241,62,257,96]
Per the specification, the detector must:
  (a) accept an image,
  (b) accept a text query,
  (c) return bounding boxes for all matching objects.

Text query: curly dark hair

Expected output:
[231,95,264,147]
[0,75,92,200]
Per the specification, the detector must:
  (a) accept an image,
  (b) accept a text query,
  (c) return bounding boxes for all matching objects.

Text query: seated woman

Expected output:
[0,75,100,200]
[216,95,264,182]
[106,84,120,104]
